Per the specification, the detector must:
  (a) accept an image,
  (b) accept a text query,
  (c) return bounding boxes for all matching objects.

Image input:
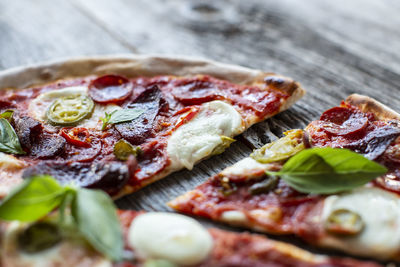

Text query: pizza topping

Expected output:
[171,77,226,105]
[325,209,364,235]
[13,116,43,151]
[0,175,124,261]
[0,109,14,120]
[0,118,26,155]
[22,158,136,195]
[113,139,142,161]
[115,86,166,145]
[342,124,400,160]
[46,94,94,126]
[17,222,62,253]
[167,100,244,171]
[128,212,213,265]
[322,187,400,259]
[251,129,305,163]
[249,175,279,195]
[210,136,235,156]
[88,74,132,104]
[268,148,387,194]
[30,134,66,159]
[318,106,369,136]
[143,259,177,267]
[133,140,169,183]
[60,127,92,148]
[219,176,238,196]
[64,137,102,163]
[100,108,145,131]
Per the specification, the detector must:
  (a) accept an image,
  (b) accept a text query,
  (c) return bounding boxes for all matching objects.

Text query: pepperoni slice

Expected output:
[318,106,368,136]
[88,75,133,103]
[171,78,225,105]
[64,138,102,163]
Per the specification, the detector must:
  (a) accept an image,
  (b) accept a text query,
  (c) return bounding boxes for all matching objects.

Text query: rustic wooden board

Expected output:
[1,0,400,264]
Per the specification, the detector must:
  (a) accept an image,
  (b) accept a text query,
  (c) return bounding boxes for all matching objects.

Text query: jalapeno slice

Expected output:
[325,208,364,235]
[113,139,142,161]
[251,129,305,163]
[17,222,62,253]
[46,94,94,126]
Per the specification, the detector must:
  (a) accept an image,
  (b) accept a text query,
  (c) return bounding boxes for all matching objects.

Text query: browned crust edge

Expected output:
[346,94,400,121]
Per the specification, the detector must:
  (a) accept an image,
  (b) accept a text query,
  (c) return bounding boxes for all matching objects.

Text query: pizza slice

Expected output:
[0,55,305,198]
[0,176,381,267]
[169,94,400,262]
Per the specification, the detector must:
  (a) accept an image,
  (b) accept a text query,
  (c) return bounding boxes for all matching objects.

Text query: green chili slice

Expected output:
[46,94,94,126]
[17,222,62,253]
[251,129,305,163]
[113,139,142,161]
[325,209,364,235]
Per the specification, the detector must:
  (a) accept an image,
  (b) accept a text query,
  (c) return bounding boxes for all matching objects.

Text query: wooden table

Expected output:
[1,0,400,263]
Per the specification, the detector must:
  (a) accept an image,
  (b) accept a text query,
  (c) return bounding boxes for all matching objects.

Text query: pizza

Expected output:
[0,55,304,198]
[169,94,400,262]
[0,208,382,267]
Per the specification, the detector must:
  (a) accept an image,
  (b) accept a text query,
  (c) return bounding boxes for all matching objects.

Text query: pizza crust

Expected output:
[346,94,400,121]
[0,55,305,125]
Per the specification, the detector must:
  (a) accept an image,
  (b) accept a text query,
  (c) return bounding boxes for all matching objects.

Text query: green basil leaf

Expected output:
[0,175,66,222]
[269,147,387,194]
[109,108,144,124]
[100,112,113,131]
[72,188,123,261]
[0,118,25,155]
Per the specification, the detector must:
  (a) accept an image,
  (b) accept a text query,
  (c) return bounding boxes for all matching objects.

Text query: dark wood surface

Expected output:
[1,0,400,264]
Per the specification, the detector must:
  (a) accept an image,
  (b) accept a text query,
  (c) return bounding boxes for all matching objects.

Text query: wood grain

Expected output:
[1,0,399,264]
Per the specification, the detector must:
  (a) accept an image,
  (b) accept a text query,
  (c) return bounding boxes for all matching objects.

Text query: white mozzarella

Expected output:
[128,212,213,265]
[322,187,400,259]
[28,86,121,130]
[167,100,244,171]
[221,157,268,178]
[221,210,247,224]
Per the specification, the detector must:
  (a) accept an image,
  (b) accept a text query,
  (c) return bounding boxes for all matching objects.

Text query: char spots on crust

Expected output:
[264,75,299,95]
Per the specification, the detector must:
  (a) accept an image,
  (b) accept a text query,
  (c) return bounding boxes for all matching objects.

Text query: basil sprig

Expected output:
[101,108,144,130]
[0,118,25,155]
[0,175,123,261]
[268,147,387,194]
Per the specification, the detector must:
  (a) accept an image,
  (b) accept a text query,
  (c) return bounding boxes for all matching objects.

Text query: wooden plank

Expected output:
[0,0,131,69]
[1,0,400,263]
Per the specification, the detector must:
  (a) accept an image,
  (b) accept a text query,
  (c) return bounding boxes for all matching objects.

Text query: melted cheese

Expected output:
[0,152,25,198]
[221,157,268,178]
[128,212,213,265]
[167,100,244,171]
[28,86,120,130]
[321,187,400,259]
[1,222,111,267]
